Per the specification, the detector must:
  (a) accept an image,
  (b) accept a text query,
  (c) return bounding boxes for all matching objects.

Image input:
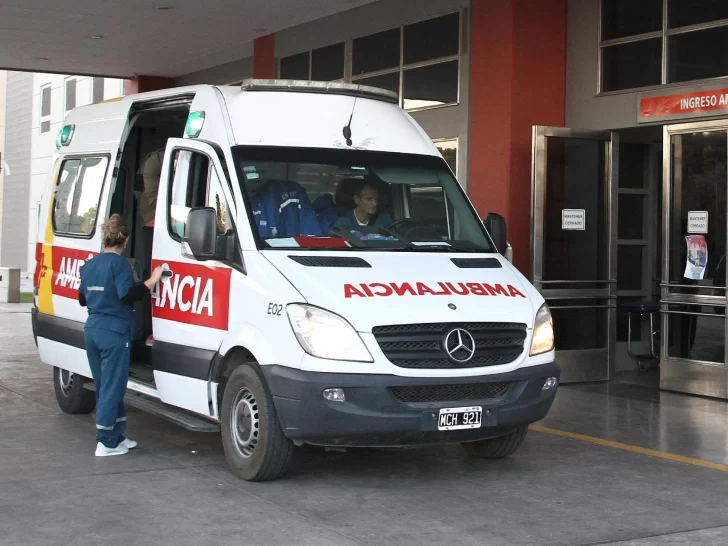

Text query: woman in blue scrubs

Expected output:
[78,214,164,457]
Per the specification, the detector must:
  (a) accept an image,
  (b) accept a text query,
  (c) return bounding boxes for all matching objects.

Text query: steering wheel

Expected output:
[387,219,444,241]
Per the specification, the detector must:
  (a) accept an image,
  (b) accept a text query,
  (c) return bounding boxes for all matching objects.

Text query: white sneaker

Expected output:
[120,438,137,450]
[95,442,129,457]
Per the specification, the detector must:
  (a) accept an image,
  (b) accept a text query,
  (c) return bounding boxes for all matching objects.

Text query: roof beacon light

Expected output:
[56,124,75,149]
[185,111,205,138]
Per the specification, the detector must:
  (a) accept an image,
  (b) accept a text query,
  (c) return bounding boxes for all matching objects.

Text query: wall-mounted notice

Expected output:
[688,211,708,234]
[685,235,708,280]
[562,209,585,231]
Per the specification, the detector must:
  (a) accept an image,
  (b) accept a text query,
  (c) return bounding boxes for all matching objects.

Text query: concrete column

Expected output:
[253,35,276,79]
[124,75,176,96]
[468,0,567,274]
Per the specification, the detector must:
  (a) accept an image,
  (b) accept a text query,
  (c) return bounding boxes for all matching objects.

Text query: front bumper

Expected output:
[260,361,560,447]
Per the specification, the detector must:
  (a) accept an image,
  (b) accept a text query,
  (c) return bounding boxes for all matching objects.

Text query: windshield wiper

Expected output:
[398,243,484,253]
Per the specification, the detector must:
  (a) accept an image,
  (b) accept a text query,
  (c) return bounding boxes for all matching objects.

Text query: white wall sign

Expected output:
[562,209,585,231]
[688,211,708,234]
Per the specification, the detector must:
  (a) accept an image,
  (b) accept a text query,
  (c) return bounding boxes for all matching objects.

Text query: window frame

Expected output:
[350,11,462,112]
[40,84,52,134]
[276,10,463,112]
[51,153,111,239]
[599,0,728,94]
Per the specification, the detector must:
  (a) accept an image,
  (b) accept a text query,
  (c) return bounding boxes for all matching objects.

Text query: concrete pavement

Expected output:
[4,304,728,545]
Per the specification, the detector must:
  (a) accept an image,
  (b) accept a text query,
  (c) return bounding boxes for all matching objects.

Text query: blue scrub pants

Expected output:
[85,327,129,448]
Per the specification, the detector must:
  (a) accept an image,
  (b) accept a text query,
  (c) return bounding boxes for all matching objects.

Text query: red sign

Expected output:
[151,260,232,330]
[51,246,97,300]
[344,282,527,299]
[640,88,728,121]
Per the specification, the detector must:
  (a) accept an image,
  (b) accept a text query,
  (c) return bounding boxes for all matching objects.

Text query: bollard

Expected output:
[0,267,21,303]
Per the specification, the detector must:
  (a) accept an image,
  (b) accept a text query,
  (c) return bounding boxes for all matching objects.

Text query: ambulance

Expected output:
[31,80,559,481]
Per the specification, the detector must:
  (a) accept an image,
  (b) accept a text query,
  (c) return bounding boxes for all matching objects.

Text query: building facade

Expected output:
[3,0,728,397]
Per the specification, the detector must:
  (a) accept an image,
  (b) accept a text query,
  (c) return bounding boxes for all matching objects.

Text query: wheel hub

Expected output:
[58,370,74,396]
[231,388,259,458]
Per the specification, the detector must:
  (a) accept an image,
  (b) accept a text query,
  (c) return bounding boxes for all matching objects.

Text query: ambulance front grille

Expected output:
[372,322,527,369]
[391,382,513,404]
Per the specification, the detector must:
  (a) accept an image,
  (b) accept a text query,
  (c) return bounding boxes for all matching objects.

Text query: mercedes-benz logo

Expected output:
[444,328,476,362]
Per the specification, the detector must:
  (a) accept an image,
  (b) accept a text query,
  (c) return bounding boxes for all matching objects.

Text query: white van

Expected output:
[31,80,558,481]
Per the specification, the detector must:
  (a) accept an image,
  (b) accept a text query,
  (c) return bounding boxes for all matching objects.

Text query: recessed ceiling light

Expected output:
[88,35,104,39]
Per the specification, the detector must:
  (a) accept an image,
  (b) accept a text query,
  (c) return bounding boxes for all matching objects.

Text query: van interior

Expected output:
[110,102,190,385]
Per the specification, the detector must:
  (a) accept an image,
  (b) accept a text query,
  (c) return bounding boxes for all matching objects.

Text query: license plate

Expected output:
[437,406,482,431]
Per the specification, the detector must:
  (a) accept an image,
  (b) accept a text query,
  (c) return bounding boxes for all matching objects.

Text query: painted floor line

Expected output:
[530,424,728,473]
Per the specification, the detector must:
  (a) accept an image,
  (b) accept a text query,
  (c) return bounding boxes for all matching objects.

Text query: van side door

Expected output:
[150,138,238,416]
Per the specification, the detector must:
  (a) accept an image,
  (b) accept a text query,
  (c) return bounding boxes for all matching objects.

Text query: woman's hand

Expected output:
[145,266,166,288]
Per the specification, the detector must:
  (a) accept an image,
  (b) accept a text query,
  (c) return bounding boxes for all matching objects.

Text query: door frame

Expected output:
[531,125,619,383]
[661,120,728,399]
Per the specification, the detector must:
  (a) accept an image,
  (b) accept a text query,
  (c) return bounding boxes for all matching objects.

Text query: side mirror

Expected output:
[484,213,507,255]
[183,207,221,261]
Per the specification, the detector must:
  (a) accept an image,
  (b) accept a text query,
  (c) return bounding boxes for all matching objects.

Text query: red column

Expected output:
[124,75,176,96]
[253,35,276,79]
[468,0,566,275]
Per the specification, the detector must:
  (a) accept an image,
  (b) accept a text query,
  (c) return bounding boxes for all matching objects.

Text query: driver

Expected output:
[334,180,392,229]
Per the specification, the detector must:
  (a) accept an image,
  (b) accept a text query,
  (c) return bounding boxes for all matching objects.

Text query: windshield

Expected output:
[232,146,494,253]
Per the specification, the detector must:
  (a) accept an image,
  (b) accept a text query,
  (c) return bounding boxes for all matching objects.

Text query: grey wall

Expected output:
[176,57,254,86]
[566,0,716,131]
[175,0,471,183]
[1,71,32,269]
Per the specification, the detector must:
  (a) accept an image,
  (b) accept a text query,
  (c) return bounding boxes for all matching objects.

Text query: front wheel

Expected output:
[461,426,528,459]
[220,363,294,481]
[53,367,96,414]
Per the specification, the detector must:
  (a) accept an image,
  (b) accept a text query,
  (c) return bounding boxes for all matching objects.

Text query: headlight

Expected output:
[530,303,554,356]
[286,304,374,362]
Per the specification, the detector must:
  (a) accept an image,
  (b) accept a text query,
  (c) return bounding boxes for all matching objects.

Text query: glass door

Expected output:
[661,122,728,399]
[531,126,618,383]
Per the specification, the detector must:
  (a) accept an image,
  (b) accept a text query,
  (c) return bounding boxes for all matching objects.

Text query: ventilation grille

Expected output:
[391,382,513,404]
[372,322,527,369]
[288,256,371,268]
[451,258,502,269]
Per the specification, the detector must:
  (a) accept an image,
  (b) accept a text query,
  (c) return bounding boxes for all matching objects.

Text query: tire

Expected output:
[53,367,96,414]
[461,426,528,459]
[220,363,294,481]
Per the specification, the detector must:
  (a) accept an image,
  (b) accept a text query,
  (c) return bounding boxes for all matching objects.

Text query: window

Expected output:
[168,150,232,240]
[668,0,728,29]
[352,13,461,110]
[40,85,51,134]
[669,26,728,83]
[600,0,728,91]
[352,29,400,75]
[601,0,662,41]
[280,42,345,82]
[434,139,458,175]
[52,156,109,236]
[65,78,76,113]
[280,52,309,80]
[602,39,662,92]
[92,77,105,104]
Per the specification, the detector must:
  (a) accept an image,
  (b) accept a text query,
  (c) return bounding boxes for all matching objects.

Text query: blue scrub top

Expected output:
[79,252,136,337]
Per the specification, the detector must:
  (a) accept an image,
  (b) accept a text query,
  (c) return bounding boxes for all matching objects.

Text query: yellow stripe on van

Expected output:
[37,161,60,315]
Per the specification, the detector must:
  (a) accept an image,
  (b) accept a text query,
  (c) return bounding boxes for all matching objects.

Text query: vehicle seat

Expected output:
[312,193,345,232]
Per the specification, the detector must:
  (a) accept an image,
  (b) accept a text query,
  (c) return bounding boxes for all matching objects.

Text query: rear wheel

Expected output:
[53,367,96,414]
[220,363,294,481]
[461,426,528,459]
